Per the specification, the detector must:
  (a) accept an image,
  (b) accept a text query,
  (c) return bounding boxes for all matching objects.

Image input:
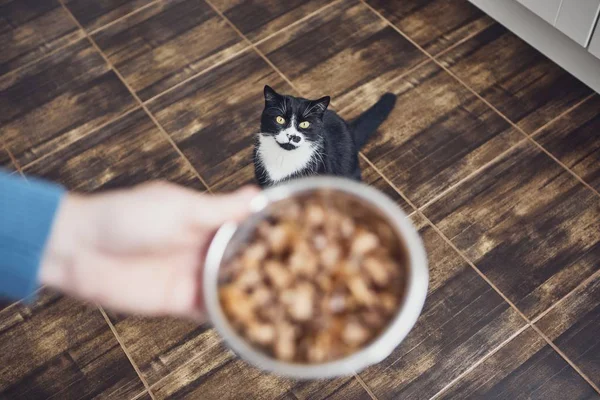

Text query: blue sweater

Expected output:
[0,171,65,300]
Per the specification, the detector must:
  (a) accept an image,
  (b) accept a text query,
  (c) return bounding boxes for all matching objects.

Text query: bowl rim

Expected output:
[203,177,429,379]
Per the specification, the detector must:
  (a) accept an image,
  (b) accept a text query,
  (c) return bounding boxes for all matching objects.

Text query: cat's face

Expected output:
[260,85,330,151]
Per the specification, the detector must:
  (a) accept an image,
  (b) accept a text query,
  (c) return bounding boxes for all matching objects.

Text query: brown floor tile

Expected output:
[209,0,333,42]
[0,298,15,313]
[133,392,153,400]
[92,0,247,101]
[154,352,292,400]
[365,0,494,56]
[23,109,205,192]
[424,141,600,319]
[211,154,412,213]
[107,313,218,385]
[534,95,600,193]
[0,290,144,399]
[64,0,156,32]
[0,147,13,170]
[437,328,598,399]
[438,24,593,134]
[342,62,522,208]
[290,377,372,399]
[359,214,524,400]
[359,157,412,213]
[536,272,600,388]
[210,163,257,192]
[0,0,84,76]
[277,393,298,400]
[257,0,427,102]
[147,50,294,187]
[0,40,137,167]
[150,339,370,400]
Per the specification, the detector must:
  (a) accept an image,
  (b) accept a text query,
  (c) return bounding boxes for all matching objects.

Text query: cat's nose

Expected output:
[291,135,301,143]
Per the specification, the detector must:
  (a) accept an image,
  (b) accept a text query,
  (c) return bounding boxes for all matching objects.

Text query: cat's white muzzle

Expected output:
[275,127,304,149]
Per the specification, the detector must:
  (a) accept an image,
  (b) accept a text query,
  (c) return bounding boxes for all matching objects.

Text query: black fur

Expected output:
[254,85,396,187]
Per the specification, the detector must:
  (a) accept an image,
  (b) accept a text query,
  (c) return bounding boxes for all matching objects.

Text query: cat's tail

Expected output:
[350,93,396,149]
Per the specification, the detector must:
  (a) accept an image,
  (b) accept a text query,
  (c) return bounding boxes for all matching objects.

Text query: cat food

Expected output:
[218,195,406,363]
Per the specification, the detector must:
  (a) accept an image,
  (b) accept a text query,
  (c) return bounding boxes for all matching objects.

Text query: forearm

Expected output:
[0,171,65,300]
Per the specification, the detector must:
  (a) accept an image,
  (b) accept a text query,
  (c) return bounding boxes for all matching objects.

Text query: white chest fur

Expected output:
[257,134,317,183]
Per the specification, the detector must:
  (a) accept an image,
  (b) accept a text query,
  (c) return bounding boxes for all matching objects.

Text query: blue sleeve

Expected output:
[0,171,65,300]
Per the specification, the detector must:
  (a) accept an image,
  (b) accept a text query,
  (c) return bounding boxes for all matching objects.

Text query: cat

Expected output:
[253,85,396,188]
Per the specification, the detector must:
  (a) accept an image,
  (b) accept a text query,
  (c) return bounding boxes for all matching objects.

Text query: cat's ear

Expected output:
[306,96,330,116]
[264,85,280,103]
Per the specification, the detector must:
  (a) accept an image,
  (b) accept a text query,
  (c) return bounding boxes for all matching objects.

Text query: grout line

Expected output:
[20,106,142,172]
[436,57,600,200]
[202,0,302,95]
[355,0,495,63]
[3,142,23,173]
[525,135,600,198]
[98,306,157,400]
[142,46,252,105]
[0,0,338,84]
[531,269,600,324]
[86,0,163,36]
[416,137,528,211]
[358,153,417,212]
[358,13,600,391]
[144,335,225,392]
[250,0,344,46]
[531,323,600,393]
[142,0,343,105]
[130,390,152,400]
[58,0,213,193]
[353,79,600,394]
[0,299,20,314]
[358,153,415,207]
[332,56,435,115]
[357,140,599,395]
[0,286,45,315]
[360,0,600,202]
[418,209,600,395]
[354,373,379,400]
[431,24,490,59]
[430,325,530,400]
[360,0,533,139]
[0,35,86,81]
[356,19,600,392]
[527,93,596,138]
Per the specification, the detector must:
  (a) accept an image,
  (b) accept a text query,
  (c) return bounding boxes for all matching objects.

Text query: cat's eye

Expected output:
[299,121,310,129]
[276,116,285,124]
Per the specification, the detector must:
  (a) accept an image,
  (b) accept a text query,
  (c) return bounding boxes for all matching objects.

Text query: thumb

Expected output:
[192,186,260,229]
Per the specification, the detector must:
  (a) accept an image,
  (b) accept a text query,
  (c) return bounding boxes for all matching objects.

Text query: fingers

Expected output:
[191,186,260,229]
[63,248,206,320]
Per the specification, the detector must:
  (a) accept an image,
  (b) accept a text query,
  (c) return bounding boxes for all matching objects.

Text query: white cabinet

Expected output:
[555,0,600,46]
[517,0,561,24]
[590,19,600,58]
[517,0,600,57]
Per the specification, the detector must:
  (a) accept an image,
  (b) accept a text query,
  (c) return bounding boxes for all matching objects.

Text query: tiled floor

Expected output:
[1,0,599,399]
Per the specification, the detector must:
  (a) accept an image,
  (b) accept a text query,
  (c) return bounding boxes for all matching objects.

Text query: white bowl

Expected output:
[203,177,428,379]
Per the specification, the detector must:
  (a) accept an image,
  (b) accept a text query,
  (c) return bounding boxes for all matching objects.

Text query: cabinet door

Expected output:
[555,0,600,46]
[590,19,600,59]
[517,0,561,24]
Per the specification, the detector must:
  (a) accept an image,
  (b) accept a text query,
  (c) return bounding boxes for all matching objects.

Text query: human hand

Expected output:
[39,181,258,321]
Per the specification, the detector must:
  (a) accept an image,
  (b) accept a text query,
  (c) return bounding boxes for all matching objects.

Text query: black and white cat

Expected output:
[254,85,396,187]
